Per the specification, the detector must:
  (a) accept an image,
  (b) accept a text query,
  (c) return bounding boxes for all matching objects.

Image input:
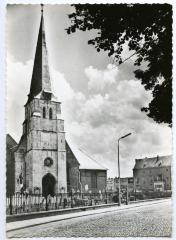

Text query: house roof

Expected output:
[66,140,108,171]
[133,155,172,170]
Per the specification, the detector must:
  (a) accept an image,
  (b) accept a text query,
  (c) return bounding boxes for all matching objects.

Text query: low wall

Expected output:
[7,197,170,223]
[7,202,119,222]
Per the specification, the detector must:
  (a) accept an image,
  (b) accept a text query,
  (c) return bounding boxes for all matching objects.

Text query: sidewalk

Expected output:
[6,198,170,232]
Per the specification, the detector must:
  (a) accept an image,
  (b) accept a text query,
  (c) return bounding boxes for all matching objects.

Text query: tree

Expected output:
[66,4,172,126]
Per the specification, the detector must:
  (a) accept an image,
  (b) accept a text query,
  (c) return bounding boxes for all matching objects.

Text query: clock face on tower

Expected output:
[44,157,53,167]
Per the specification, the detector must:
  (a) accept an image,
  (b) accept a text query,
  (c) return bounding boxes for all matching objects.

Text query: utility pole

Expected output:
[126,179,129,205]
[117,133,132,206]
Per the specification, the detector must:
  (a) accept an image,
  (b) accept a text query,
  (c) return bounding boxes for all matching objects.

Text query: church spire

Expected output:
[28,4,52,102]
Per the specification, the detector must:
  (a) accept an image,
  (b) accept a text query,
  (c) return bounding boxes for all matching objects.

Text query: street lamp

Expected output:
[118,133,132,206]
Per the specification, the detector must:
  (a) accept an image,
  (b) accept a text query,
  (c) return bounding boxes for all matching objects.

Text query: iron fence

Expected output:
[6,192,118,215]
[6,190,171,215]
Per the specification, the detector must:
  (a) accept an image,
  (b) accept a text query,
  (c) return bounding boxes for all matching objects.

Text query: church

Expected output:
[6,7,107,196]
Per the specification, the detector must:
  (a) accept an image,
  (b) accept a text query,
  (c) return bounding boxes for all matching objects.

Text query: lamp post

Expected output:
[118,133,132,206]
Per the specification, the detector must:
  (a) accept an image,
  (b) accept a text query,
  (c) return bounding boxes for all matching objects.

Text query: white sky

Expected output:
[6,4,172,178]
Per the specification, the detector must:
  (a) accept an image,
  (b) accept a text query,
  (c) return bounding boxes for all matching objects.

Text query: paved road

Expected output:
[7,199,172,238]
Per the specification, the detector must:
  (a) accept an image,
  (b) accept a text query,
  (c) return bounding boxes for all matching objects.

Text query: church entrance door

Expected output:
[42,173,56,197]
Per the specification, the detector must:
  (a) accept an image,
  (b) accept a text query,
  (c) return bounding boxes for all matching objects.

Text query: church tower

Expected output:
[14,5,67,194]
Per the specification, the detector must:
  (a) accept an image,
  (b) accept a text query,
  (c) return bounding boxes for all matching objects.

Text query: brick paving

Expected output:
[7,199,172,238]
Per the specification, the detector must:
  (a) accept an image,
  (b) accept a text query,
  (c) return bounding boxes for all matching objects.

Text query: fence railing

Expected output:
[6,190,171,215]
[6,192,118,215]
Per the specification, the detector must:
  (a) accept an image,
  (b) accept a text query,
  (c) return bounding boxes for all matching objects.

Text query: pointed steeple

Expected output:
[28,4,52,102]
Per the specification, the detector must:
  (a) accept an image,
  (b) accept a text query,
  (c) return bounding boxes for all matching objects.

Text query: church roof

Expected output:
[28,7,52,103]
[133,155,172,170]
[6,134,18,151]
[66,140,108,171]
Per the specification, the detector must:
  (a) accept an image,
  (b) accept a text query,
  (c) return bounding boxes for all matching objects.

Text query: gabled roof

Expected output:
[15,134,27,152]
[66,140,108,171]
[134,155,172,170]
[6,134,18,151]
[28,8,52,103]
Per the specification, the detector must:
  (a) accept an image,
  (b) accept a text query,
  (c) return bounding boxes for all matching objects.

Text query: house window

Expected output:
[43,107,46,118]
[91,172,97,188]
[155,174,162,181]
[49,108,52,119]
[158,174,162,181]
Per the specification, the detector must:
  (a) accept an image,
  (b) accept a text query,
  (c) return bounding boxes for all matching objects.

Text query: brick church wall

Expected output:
[6,135,17,195]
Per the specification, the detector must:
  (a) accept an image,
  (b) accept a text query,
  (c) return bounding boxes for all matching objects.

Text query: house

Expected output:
[106,177,134,193]
[133,155,172,192]
[106,178,115,191]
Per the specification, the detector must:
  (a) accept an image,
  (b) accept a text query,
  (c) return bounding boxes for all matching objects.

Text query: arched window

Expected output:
[43,107,46,118]
[49,108,52,119]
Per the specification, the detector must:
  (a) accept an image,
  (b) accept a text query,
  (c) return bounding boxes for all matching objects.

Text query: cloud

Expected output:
[64,65,172,177]
[7,54,33,141]
[51,68,75,102]
[85,64,118,91]
[7,57,172,178]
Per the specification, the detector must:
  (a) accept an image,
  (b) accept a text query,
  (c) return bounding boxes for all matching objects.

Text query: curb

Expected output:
[6,198,170,232]
[7,197,170,223]
[7,202,119,223]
